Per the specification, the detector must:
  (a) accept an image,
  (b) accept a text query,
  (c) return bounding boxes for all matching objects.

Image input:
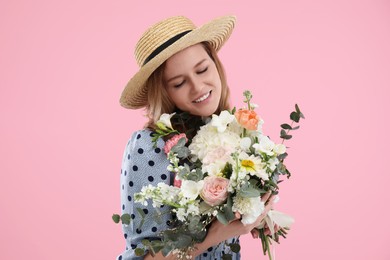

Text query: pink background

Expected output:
[1,0,389,259]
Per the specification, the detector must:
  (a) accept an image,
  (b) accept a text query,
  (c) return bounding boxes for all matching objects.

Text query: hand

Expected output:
[207,192,275,242]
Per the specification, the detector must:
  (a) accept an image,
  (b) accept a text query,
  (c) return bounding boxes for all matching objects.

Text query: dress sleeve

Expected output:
[117,129,173,260]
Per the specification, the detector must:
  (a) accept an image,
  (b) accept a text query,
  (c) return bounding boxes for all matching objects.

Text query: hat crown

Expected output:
[134,16,196,67]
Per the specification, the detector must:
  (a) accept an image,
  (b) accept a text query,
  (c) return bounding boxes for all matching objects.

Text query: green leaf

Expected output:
[161,245,173,257]
[290,112,300,123]
[222,253,233,260]
[281,124,292,130]
[134,248,145,256]
[112,214,120,223]
[239,186,261,197]
[175,234,192,249]
[216,211,228,225]
[120,213,131,225]
[280,129,287,137]
[231,107,236,114]
[141,239,150,246]
[291,125,300,130]
[300,112,305,119]
[229,243,241,253]
[136,208,146,218]
[295,104,301,114]
[224,196,235,222]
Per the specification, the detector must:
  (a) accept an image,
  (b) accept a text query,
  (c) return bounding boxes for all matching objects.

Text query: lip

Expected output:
[192,90,212,103]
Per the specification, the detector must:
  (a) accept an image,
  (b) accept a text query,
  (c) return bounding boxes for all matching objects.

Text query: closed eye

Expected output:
[197,67,208,74]
[174,80,185,88]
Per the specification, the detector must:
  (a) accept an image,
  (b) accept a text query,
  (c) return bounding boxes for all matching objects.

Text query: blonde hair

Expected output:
[144,42,231,129]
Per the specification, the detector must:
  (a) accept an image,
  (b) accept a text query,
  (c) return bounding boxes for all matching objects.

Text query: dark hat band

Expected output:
[142,30,192,66]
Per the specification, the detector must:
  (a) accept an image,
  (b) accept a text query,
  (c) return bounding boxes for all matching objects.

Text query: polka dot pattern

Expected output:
[118,130,240,260]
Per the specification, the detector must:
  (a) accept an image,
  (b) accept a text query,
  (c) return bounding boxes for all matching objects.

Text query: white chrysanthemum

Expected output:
[211,110,235,132]
[232,195,265,225]
[238,152,263,175]
[253,135,275,156]
[189,124,241,161]
[273,143,286,155]
[181,180,204,200]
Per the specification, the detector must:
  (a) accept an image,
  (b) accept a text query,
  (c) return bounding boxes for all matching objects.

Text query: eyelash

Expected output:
[174,67,208,88]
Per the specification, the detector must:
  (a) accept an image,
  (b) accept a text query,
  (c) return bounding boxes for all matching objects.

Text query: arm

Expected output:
[119,130,173,260]
[144,193,275,259]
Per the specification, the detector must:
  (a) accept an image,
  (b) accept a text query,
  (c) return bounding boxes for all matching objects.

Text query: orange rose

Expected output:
[235,109,260,130]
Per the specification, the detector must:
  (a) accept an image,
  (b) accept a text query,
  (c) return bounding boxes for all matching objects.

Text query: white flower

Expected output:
[189,124,241,161]
[181,180,204,200]
[273,144,286,155]
[267,157,279,172]
[232,195,265,225]
[175,208,186,221]
[238,152,263,176]
[240,137,252,152]
[202,160,226,177]
[203,146,233,165]
[211,110,235,132]
[156,112,175,130]
[253,135,275,156]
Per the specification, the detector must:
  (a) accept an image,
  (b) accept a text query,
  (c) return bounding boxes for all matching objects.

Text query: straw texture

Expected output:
[120,15,236,109]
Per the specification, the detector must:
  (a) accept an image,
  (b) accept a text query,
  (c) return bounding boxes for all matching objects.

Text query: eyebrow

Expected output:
[166,59,207,83]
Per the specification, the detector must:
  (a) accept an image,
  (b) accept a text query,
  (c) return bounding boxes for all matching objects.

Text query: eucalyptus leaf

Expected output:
[222,253,233,260]
[229,243,241,253]
[295,104,301,114]
[239,186,261,197]
[134,248,145,256]
[121,213,131,225]
[136,208,146,218]
[161,245,173,257]
[224,196,235,222]
[141,239,151,246]
[175,234,192,249]
[291,126,300,130]
[290,112,300,123]
[281,124,292,130]
[112,214,120,223]
[216,211,228,225]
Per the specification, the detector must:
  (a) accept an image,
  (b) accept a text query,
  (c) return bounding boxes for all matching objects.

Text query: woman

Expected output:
[118,15,274,260]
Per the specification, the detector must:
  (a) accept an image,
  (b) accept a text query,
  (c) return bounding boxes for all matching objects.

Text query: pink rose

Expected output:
[200,176,229,206]
[235,109,260,131]
[164,133,188,154]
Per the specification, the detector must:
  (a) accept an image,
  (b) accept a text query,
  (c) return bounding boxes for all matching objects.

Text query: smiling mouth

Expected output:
[193,90,212,103]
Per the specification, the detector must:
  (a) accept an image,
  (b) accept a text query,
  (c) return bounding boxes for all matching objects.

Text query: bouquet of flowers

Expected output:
[113,90,304,260]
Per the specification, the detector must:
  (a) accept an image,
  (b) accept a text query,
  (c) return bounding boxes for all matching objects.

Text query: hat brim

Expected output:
[120,15,236,109]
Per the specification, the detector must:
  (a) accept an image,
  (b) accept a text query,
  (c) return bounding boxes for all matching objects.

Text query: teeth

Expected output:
[194,91,211,103]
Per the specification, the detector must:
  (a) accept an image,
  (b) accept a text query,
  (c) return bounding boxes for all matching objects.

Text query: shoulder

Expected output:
[124,129,165,159]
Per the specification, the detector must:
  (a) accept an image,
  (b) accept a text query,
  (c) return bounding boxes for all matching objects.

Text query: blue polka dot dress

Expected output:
[117,129,241,260]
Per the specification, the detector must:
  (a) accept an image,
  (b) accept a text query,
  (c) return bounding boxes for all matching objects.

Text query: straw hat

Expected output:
[120,15,236,109]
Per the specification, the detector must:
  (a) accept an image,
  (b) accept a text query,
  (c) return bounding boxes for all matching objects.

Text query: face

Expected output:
[163,43,222,117]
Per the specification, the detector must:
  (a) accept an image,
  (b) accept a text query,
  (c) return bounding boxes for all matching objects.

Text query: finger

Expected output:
[251,229,259,239]
[261,192,272,203]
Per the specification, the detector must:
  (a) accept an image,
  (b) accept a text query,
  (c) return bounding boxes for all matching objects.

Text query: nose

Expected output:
[188,75,203,93]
